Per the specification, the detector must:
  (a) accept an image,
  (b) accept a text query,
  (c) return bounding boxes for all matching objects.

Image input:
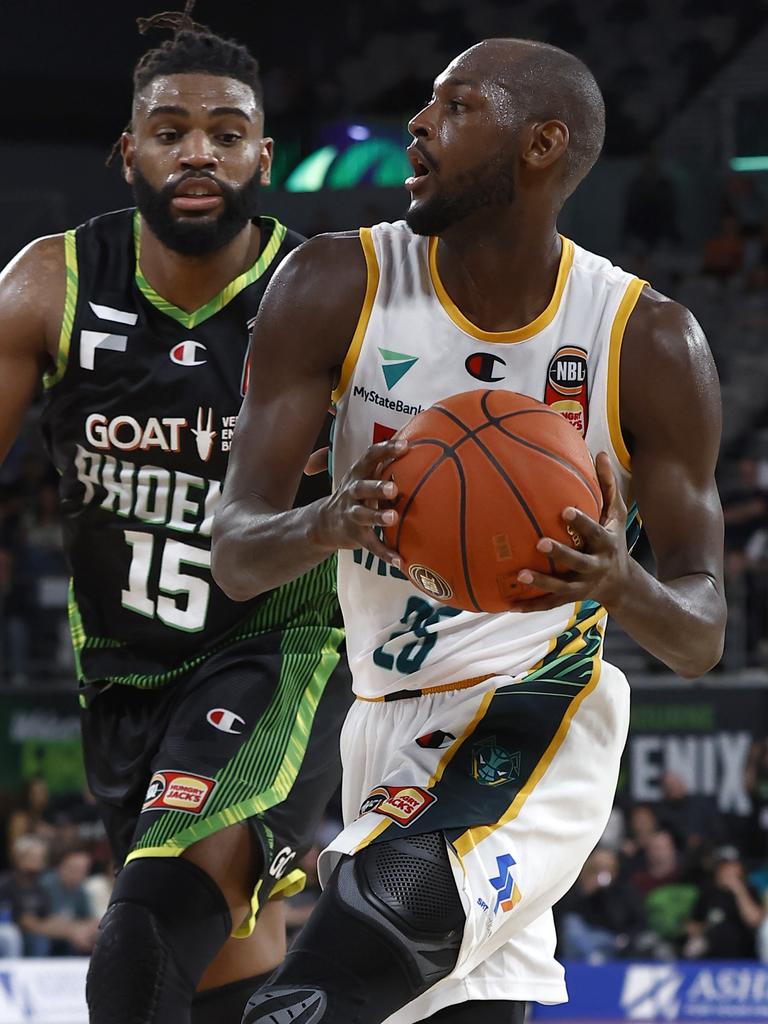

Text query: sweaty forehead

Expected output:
[133,74,260,119]
[435,44,529,102]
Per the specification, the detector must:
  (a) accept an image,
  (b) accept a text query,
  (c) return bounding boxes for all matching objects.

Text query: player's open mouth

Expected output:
[405,148,434,192]
[171,178,224,212]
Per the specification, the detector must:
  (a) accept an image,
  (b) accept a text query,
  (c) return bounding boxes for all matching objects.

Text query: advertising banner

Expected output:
[535,961,768,1022]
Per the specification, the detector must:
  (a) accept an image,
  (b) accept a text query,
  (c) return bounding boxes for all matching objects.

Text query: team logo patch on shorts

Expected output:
[359,785,436,826]
[142,771,216,814]
[471,736,521,786]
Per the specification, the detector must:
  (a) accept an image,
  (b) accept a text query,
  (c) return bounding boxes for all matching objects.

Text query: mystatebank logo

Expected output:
[352,385,422,417]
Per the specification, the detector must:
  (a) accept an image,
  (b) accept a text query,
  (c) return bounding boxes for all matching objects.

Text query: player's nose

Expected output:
[178,128,218,169]
[408,105,436,140]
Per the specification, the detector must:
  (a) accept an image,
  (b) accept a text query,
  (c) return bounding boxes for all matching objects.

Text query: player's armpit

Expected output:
[610,289,726,677]
[0,235,66,462]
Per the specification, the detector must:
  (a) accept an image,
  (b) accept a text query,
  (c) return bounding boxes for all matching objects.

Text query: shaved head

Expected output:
[468,38,605,195]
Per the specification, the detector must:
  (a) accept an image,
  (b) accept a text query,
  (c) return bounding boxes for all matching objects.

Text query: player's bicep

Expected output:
[623,298,724,585]
[224,234,366,510]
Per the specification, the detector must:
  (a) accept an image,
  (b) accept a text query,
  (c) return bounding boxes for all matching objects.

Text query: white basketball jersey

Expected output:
[331,221,645,700]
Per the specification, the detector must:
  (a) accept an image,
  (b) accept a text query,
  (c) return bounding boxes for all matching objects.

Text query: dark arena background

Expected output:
[1,1,768,1021]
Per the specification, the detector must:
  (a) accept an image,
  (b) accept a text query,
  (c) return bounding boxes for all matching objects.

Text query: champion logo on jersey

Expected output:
[378,348,418,390]
[206,708,245,734]
[170,340,207,366]
[465,352,506,383]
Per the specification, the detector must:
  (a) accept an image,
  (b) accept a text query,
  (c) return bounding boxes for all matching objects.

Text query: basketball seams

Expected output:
[392,439,482,611]
[479,392,602,510]
[431,403,555,577]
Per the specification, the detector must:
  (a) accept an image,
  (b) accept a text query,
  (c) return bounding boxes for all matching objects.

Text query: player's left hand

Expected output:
[508,452,631,612]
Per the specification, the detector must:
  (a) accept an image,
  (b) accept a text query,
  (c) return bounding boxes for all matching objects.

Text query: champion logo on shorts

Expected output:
[416,730,455,749]
[359,785,436,826]
[142,771,216,814]
[206,708,245,734]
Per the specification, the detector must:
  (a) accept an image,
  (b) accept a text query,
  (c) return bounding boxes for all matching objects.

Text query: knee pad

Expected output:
[87,857,231,1024]
[242,832,465,1024]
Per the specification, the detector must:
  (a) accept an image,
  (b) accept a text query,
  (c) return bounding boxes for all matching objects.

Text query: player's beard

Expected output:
[132,164,262,257]
[405,152,516,236]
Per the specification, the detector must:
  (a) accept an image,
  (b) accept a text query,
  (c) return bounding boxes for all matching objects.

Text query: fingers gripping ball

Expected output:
[382,389,602,611]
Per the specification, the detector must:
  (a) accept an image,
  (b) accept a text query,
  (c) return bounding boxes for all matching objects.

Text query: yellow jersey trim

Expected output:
[453,645,603,860]
[43,230,78,389]
[331,227,380,404]
[428,235,574,344]
[607,277,647,472]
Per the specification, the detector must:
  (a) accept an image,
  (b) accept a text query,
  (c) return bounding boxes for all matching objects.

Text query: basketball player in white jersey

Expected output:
[212,38,726,1024]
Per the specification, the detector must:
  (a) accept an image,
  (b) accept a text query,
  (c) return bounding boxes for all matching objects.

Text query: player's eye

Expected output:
[156,130,178,143]
[217,132,242,145]
[448,99,466,113]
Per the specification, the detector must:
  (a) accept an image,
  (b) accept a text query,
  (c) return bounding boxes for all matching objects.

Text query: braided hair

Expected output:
[108,1,262,164]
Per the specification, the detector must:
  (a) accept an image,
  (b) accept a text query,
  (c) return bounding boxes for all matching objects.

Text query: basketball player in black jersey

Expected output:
[0,8,351,1024]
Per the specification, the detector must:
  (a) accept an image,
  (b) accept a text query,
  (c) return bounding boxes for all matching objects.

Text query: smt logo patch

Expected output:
[142,771,216,814]
[359,785,436,827]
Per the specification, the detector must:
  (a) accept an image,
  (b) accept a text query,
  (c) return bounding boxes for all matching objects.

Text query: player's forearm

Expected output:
[606,559,726,678]
[211,497,334,602]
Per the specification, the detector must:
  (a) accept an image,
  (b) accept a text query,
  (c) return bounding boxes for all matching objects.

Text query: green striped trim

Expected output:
[127,622,343,856]
[43,230,78,389]
[133,212,287,328]
[73,556,338,689]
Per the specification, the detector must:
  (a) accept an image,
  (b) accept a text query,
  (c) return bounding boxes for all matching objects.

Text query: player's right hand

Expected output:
[313,438,407,567]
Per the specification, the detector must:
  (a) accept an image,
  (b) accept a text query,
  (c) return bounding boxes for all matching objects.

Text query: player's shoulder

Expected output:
[270,230,369,299]
[0,233,67,313]
[626,285,712,376]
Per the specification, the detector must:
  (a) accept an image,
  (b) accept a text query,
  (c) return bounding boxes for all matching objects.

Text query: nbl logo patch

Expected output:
[544,346,589,435]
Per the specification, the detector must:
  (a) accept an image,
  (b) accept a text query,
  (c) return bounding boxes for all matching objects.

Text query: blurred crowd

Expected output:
[555,762,768,964]
[0,777,110,958]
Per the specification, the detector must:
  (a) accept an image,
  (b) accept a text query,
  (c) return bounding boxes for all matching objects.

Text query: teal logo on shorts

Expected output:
[471,736,520,786]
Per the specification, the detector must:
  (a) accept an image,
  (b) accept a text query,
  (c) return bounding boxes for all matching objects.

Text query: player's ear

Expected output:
[121,131,136,185]
[523,120,569,171]
[259,137,274,187]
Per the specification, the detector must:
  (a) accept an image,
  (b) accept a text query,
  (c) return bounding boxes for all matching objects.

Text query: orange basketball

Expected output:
[382,389,602,612]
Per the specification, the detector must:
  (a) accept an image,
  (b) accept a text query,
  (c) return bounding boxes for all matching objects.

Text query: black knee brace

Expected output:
[242,832,465,1024]
[87,857,231,1024]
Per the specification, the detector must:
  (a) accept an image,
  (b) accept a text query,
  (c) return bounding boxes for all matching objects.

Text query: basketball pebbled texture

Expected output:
[382,389,602,612]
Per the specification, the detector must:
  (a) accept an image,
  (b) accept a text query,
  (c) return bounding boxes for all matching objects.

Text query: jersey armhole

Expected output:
[331,227,380,404]
[607,276,647,472]
[42,229,78,390]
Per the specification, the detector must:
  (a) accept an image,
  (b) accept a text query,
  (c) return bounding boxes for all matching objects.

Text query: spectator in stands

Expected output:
[620,803,661,875]
[5,777,56,861]
[0,835,97,956]
[702,214,745,279]
[41,848,99,956]
[622,150,680,252]
[683,846,765,959]
[745,738,768,857]
[723,457,768,566]
[656,772,724,853]
[630,828,683,896]
[558,847,646,961]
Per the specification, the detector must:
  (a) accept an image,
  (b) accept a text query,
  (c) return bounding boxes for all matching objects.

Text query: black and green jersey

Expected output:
[39,208,337,688]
